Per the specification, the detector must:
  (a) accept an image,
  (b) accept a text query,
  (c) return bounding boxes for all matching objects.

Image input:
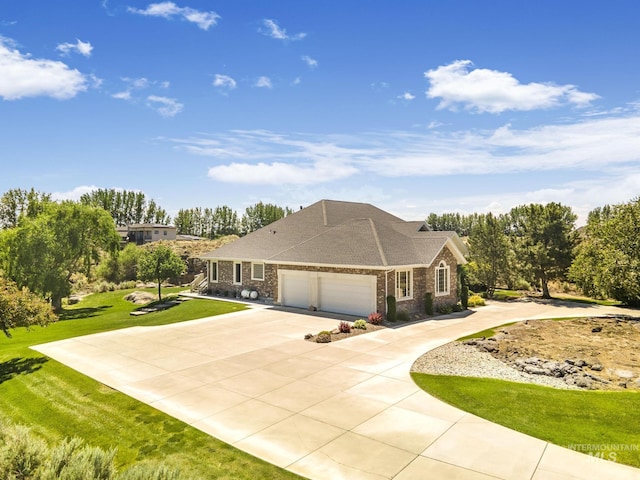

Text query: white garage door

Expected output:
[319,273,376,317]
[280,271,311,309]
[280,270,377,316]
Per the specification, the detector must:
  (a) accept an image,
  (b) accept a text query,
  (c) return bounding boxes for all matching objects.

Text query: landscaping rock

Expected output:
[575,376,593,389]
[124,291,157,305]
[316,333,331,343]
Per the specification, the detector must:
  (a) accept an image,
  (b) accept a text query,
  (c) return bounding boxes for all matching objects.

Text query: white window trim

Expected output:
[209,260,218,283]
[251,262,265,281]
[435,260,450,296]
[396,269,413,300]
[233,261,242,285]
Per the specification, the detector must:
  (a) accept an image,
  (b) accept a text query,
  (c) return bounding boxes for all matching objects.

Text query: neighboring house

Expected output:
[200,200,467,317]
[127,224,177,244]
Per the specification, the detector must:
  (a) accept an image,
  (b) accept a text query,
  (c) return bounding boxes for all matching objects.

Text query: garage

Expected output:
[279,270,376,317]
[318,273,376,316]
[280,270,311,309]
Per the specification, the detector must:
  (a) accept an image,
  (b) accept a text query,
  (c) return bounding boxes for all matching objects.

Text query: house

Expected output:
[127,224,177,244]
[200,200,467,317]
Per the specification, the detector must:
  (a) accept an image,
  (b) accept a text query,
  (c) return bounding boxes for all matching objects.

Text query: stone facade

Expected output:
[208,260,273,299]
[206,245,459,316]
[425,246,459,311]
[384,246,459,316]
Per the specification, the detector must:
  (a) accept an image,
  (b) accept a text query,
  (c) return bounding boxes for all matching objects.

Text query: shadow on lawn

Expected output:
[0,357,48,384]
[58,305,112,321]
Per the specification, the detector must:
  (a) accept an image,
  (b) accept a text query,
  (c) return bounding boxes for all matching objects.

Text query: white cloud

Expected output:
[301,55,317,68]
[260,19,306,41]
[112,77,168,102]
[167,112,640,189]
[291,77,301,86]
[0,37,87,100]
[56,39,93,57]
[398,92,415,101]
[255,76,272,88]
[146,95,183,117]
[398,168,640,227]
[208,161,356,185]
[425,60,599,113]
[112,90,132,100]
[51,185,99,201]
[212,74,236,92]
[128,2,220,30]
[125,76,150,89]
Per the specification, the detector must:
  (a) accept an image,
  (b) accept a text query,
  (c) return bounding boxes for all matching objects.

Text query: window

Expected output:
[435,261,450,296]
[252,263,265,281]
[396,269,412,299]
[163,230,167,236]
[209,261,218,283]
[154,230,159,235]
[233,262,242,285]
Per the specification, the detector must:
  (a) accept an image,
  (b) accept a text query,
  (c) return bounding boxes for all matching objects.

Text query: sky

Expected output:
[2,1,640,225]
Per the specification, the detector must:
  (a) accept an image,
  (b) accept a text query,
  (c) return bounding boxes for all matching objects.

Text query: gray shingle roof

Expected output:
[200,199,467,267]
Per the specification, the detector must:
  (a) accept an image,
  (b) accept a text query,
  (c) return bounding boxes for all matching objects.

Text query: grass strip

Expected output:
[0,288,300,479]
[412,373,640,468]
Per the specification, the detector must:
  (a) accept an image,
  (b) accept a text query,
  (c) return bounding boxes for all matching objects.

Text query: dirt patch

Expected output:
[470,316,640,390]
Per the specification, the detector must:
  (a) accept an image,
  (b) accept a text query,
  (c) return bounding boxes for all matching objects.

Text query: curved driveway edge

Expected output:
[33,300,640,480]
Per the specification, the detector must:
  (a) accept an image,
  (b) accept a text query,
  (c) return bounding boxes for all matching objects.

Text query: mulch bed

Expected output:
[304,322,385,343]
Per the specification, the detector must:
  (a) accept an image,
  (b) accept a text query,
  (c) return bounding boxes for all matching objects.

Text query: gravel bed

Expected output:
[411,342,578,390]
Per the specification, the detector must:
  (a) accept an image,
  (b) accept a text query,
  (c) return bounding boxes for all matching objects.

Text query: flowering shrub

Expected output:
[467,294,486,307]
[338,321,351,333]
[367,312,383,325]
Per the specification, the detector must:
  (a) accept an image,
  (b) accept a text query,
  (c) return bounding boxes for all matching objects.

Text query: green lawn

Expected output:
[491,289,524,300]
[0,288,301,479]
[412,374,640,468]
[552,294,622,306]
[489,288,622,306]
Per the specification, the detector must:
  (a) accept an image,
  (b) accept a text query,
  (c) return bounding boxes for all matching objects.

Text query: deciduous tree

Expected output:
[0,278,56,337]
[0,188,51,229]
[79,188,170,226]
[0,202,120,309]
[240,202,292,235]
[570,199,640,306]
[468,213,511,296]
[137,244,185,302]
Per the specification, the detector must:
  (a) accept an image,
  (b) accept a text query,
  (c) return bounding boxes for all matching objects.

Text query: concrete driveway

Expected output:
[33,299,640,479]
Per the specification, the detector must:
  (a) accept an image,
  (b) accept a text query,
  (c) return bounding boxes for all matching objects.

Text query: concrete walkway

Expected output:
[33,300,640,479]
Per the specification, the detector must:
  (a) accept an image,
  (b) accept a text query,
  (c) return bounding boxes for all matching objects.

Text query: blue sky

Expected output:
[2,1,640,225]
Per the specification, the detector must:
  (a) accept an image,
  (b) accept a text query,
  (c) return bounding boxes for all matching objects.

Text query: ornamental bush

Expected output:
[467,294,486,307]
[338,321,351,333]
[368,312,384,325]
[424,292,434,315]
[316,331,332,343]
[0,422,180,479]
[461,285,469,309]
[385,295,397,322]
[353,319,367,329]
